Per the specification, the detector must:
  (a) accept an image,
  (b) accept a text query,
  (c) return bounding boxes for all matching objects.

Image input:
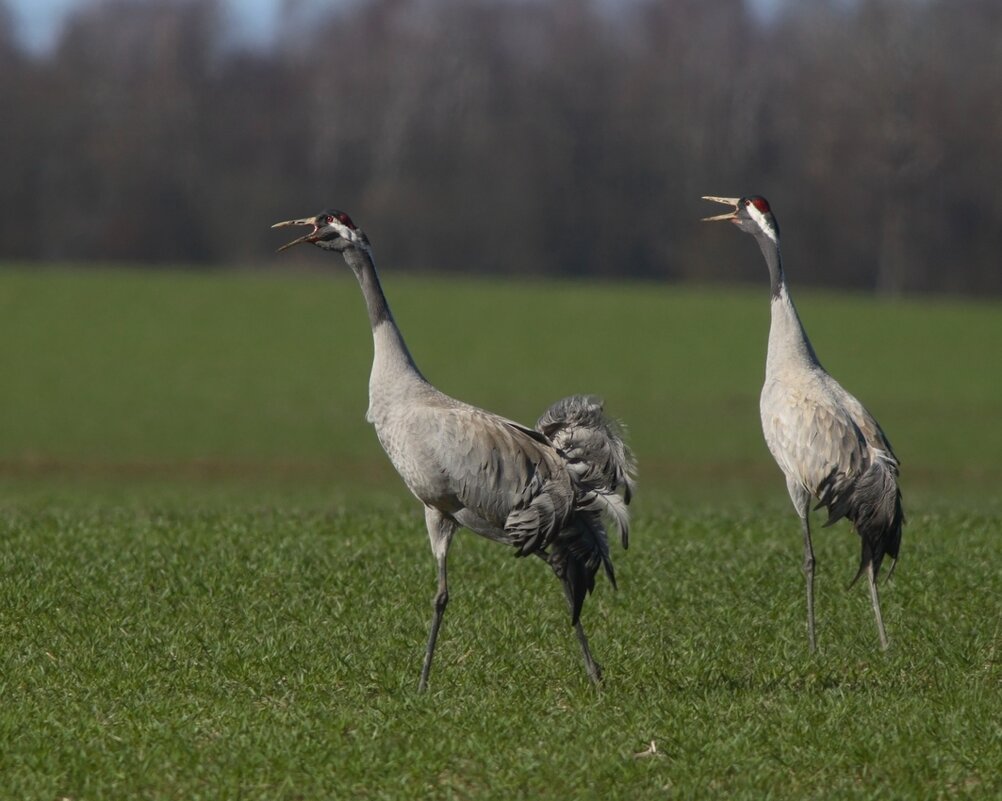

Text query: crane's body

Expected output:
[273,210,634,689]
[703,195,903,651]
[369,370,576,550]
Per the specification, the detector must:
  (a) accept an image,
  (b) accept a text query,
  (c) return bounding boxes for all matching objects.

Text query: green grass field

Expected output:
[1,267,1000,799]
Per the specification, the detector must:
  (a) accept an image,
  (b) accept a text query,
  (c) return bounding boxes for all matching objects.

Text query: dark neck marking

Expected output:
[756,233,784,299]
[343,246,392,329]
[342,244,423,376]
[763,243,822,366]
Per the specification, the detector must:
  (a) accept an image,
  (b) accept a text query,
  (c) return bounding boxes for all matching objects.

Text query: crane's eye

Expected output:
[743,199,751,206]
[325,215,335,224]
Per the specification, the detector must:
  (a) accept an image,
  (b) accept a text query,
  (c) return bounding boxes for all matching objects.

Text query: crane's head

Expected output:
[701,195,780,244]
[272,209,370,254]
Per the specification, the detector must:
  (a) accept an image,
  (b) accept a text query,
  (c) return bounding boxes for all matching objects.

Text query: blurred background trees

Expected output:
[1,0,999,294]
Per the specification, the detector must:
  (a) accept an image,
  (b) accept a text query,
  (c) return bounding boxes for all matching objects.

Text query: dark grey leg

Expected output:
[418,507,456,692]
[574,620,603,687]
[562,584,602,687]
[801,513,817,653]
[866,561,890,650]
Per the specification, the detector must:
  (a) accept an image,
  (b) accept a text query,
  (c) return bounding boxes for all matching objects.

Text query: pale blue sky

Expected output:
[7,0,291,51]
[8,0,781,53]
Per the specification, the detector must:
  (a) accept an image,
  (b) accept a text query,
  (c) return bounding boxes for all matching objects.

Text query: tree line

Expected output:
[1,0,999,294]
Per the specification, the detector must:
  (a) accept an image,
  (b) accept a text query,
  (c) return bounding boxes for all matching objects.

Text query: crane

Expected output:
[701,195,903,651]
[273,209,635,690]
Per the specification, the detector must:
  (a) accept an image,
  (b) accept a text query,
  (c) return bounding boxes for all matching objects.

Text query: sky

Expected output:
[7,0,291,51]
[8,0,782,53]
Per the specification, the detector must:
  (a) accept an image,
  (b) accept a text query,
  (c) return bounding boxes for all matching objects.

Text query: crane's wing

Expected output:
[827,377,900,470]
[763,374,903,579]
[818,376,904,580]
[762,380,870,523]
[422,404,574,554]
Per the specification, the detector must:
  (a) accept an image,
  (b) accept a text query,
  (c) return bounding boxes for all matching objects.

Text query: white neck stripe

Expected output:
[746,203,777,244]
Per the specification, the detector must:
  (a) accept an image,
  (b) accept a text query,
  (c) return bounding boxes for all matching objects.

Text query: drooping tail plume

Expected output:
[537,394,637,526]
[536,395,637,623]
[816,456,904,585]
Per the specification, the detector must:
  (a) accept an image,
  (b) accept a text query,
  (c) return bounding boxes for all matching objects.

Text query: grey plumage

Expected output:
[703,195,903,651]
[273,209,635,689]
[537,394,637,511]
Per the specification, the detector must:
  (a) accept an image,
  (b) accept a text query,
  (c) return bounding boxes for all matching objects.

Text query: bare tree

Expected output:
[0,0,999,293]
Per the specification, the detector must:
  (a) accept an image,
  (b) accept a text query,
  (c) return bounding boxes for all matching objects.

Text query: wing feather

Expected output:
[762,372,902,563]
[825,376,900,469]
[424,405,573,547]
[762,379,868,522]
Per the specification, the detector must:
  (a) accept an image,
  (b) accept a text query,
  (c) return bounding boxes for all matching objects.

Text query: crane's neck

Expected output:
[341,246,425,391]
[758,234,821,374]
[756,232,785,300]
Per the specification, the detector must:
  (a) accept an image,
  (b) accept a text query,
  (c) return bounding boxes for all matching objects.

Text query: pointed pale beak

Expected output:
[272,217,318,252]
[700,196,741,222]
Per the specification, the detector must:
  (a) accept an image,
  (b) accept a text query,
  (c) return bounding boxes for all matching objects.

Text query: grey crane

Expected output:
[273,209,635,690]
[702,195,903,651]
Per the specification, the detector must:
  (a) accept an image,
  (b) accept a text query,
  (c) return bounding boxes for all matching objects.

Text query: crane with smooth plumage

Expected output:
[702,195,903,651]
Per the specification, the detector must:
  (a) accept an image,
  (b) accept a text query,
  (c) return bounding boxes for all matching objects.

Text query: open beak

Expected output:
[272,217,319,252]
[701,196,741,222]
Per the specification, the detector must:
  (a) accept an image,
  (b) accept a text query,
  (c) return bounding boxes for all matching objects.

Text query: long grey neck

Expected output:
[344,246,393,329]
[342,246,422,377]
[760,235,821,373]
[756,233,784,299]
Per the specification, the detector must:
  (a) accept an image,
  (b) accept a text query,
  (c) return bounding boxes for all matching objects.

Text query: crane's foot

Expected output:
[586,660,604,687]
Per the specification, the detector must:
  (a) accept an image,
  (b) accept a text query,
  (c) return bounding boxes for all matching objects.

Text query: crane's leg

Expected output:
[561,584,603,687]
[866,561,890,650]
[418,507,456,692]
[801,513,817,653]
[574,620,603,688]
[788,481,817,653]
